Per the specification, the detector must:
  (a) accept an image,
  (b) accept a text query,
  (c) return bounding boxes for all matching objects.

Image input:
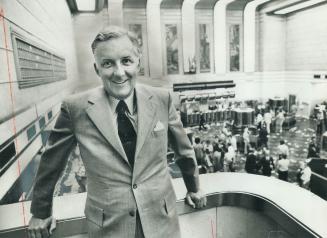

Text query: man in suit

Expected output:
[28,26,206,238]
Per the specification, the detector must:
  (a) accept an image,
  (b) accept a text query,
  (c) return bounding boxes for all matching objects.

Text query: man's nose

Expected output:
[114,64,125,77]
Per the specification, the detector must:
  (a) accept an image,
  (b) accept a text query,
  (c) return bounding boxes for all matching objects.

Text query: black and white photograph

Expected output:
[0,0,326,237]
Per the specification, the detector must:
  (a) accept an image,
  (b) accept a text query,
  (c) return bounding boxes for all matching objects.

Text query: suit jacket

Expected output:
[31,84,199,238]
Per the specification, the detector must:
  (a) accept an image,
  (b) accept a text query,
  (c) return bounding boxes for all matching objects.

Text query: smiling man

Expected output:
[28,26,206,238]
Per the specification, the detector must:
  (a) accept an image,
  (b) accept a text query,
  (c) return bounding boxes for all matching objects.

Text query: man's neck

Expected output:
[107,90,136,115]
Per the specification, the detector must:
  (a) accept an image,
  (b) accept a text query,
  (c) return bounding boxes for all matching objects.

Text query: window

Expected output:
[229,24,240,72]
[48,110,53,120]
[12,35,67,89]
[199,24,211,73]
[39,117,46,129]
[27,125,36,141]
[165,24,179,75]
[128,24,145,76]
[0,142,16,172]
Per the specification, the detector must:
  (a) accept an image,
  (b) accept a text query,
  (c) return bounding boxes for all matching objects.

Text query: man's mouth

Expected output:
[112,79,128,84]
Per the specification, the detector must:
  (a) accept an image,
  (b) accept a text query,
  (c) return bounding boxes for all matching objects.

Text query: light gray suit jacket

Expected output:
[31,84,199,238]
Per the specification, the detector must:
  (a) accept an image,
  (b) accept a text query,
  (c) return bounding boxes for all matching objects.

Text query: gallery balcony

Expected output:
[0,173,326,238]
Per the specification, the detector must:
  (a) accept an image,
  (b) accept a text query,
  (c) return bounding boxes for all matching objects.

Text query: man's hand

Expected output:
[28,216,56,238]
[185,189,207,209]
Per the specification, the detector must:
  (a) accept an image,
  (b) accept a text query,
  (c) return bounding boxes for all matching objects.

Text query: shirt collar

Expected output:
[107,90,136,115]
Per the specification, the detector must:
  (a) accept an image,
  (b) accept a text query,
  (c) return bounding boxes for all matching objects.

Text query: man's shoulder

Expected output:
[63,87,103,107]
[136,84,171,105]
[137,83,169,97]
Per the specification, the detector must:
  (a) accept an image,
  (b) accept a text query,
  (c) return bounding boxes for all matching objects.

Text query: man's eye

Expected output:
[122,58,133,65]
[102,61,112,68]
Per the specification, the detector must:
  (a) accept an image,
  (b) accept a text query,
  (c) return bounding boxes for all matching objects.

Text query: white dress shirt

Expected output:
[277,159,290,172]
[301,167,312,184]
[107,90,138,133]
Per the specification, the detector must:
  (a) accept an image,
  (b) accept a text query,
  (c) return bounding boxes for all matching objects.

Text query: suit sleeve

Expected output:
[31,101,77,219]
[167,92,199,193]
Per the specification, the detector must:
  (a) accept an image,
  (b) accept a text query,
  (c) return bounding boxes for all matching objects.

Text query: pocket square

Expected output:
[154,121,165,131]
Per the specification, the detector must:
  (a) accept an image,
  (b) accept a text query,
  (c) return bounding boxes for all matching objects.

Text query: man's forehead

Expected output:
[94,37,138,58]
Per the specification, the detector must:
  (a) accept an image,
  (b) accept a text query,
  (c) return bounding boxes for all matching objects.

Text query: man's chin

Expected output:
[105,88,134,100]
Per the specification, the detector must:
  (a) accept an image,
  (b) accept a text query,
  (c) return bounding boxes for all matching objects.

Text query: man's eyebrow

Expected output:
[101,58,114,61]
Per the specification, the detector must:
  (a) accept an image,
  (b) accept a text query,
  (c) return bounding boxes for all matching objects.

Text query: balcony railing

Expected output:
[0,173,326,238]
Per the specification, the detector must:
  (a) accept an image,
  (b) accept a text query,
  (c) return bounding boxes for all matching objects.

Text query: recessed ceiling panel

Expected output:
[76,0,96,11]
[161,0,184,9]
[123,0,146,8]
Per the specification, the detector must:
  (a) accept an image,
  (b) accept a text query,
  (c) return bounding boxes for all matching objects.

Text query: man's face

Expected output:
[94,36,140,100]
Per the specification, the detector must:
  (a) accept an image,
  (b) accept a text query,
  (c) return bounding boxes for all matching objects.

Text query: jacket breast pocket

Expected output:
[152,129,166,138]
[84,203,104,227]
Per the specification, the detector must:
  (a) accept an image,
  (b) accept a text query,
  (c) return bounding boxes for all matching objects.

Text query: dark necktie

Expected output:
[116,100,137,169]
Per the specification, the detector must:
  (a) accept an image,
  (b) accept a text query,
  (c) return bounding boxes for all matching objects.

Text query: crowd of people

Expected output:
[194,123,239,174]
[192,106,319,190]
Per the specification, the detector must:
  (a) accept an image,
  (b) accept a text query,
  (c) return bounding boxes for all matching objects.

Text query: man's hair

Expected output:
[194,137,201,144]
[280,140,285,145]
[91,25,141,56]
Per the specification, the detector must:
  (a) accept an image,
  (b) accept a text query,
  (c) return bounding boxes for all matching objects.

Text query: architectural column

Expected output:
[213,0,236,74]
[108,0,124,26]
[181,0,200,73]
[243,0,271,72]
[146,0,163,79]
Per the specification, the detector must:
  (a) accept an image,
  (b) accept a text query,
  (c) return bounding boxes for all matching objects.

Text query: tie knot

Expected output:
[116,100,129,115]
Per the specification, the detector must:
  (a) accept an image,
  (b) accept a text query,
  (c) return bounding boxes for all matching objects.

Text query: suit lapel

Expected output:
[135,85,157,159]
[85,88,128,164]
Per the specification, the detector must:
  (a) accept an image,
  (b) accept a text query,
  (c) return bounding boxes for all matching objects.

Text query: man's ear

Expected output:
[94,63,99,76]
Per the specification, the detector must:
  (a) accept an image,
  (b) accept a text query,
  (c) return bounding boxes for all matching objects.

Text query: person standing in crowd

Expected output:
[245,149,258,174]
[276,154,290,181]
[212,149,223,172]
[297,161,312,189]
[264,109,272,134]
[256,112,263,130]
[212,137,222,172]
[218,140,227,171]
[307,136,320,158]
[276,108,285,133]
[243,127,250,155]
[212,136,219,152]
[316,110,324,135]
[278,139,289,158]
[259,150,275,177]
[203,139,213,154]
[28,26,206,238]
[226,142,236,172]
[258,123,269,148]
[230,134,238,154]
[199,112,206,130]
[222,122,231,137]
[194,137,204,165]
[204,149,214,173]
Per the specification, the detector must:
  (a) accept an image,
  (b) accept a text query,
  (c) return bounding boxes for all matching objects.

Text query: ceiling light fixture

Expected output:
[75,0,96,11]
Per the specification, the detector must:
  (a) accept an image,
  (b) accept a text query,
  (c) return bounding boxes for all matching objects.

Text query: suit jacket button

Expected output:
[129,210,135,217]
[133,184,137,189]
